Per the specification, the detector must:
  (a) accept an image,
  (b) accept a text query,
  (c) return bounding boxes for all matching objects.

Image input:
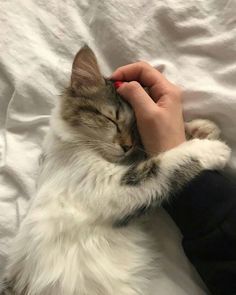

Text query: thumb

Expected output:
[117,81,156,116]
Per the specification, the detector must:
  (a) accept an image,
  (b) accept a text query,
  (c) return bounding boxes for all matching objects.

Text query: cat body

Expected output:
[1,46,230,295]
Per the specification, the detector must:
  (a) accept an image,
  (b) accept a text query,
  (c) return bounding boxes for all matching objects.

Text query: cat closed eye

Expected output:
[121,144,133,153]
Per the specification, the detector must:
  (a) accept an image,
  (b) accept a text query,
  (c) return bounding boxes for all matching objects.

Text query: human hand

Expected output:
[111,62,186,155]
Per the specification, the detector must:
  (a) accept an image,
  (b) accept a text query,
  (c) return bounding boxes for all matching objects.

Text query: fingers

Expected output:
[111,62,172,99]
[117,81,156,116]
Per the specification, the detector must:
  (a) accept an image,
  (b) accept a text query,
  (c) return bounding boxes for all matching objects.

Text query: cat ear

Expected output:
[71,45,104,93]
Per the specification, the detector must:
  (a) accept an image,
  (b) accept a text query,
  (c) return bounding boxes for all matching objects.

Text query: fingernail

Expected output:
[114,81,124,89]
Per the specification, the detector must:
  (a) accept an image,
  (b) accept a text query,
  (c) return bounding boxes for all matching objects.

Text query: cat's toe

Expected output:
[194,139,231,170]
[185,119,221,140]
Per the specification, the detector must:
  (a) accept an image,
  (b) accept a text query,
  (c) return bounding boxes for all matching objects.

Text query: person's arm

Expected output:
[111,62,236,295]
[164,170,236,295]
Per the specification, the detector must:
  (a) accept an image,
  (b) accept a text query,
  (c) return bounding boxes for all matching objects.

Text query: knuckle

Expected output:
[175,85,183,96]
[127,81,142,93]
[137,61,151,68]
[169,85,183,100]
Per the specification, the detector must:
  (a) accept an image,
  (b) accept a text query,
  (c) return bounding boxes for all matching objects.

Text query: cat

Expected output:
[1,45,230,295]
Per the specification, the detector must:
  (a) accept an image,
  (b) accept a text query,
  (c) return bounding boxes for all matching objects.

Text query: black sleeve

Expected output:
[163,170,236,295]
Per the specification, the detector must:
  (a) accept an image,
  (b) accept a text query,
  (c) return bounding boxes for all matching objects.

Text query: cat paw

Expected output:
[160,139,230,178]
[189,139,231,170]
[185,119,221,140]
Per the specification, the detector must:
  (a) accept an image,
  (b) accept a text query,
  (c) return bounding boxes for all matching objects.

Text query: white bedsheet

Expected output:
[1,0,236,294]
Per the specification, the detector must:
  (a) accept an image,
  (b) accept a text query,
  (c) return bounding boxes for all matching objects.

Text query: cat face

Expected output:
[60,46,141,163]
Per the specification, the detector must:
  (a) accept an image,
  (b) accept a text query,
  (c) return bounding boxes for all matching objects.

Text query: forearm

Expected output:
[163,170,236,295]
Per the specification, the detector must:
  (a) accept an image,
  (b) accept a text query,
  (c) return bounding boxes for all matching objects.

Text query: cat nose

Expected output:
[120,134,133,153]
[121,144,132,153]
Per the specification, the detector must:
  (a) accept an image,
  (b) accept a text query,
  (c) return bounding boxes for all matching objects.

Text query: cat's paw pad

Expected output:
[185,119,221,140]
[193,139,231,170]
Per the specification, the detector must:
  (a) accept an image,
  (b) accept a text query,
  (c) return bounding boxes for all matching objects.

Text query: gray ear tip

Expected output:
[73,44,95,63]
[81,43,92,52]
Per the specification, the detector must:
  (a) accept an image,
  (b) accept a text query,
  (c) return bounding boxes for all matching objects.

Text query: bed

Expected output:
[1,1,236,294]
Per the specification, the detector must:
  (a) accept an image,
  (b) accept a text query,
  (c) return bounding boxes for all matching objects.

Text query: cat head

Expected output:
[54,45,143,163]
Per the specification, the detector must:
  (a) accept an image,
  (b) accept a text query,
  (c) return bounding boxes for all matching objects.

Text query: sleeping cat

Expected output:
[1,46,230,295]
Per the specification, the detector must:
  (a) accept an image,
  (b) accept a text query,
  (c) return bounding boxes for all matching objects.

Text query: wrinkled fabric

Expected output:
[0,0,236,293]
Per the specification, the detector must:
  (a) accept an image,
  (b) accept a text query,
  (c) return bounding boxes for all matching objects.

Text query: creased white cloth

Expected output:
[1,0,236,294]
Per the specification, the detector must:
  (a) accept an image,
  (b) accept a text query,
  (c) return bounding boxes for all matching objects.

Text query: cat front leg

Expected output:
[112,139,230,226]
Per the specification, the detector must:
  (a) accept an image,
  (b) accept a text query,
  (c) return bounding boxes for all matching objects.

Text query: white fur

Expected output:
[2,115,231,295]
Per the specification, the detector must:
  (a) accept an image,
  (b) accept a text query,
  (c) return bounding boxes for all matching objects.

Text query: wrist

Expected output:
[145,133,186,156]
